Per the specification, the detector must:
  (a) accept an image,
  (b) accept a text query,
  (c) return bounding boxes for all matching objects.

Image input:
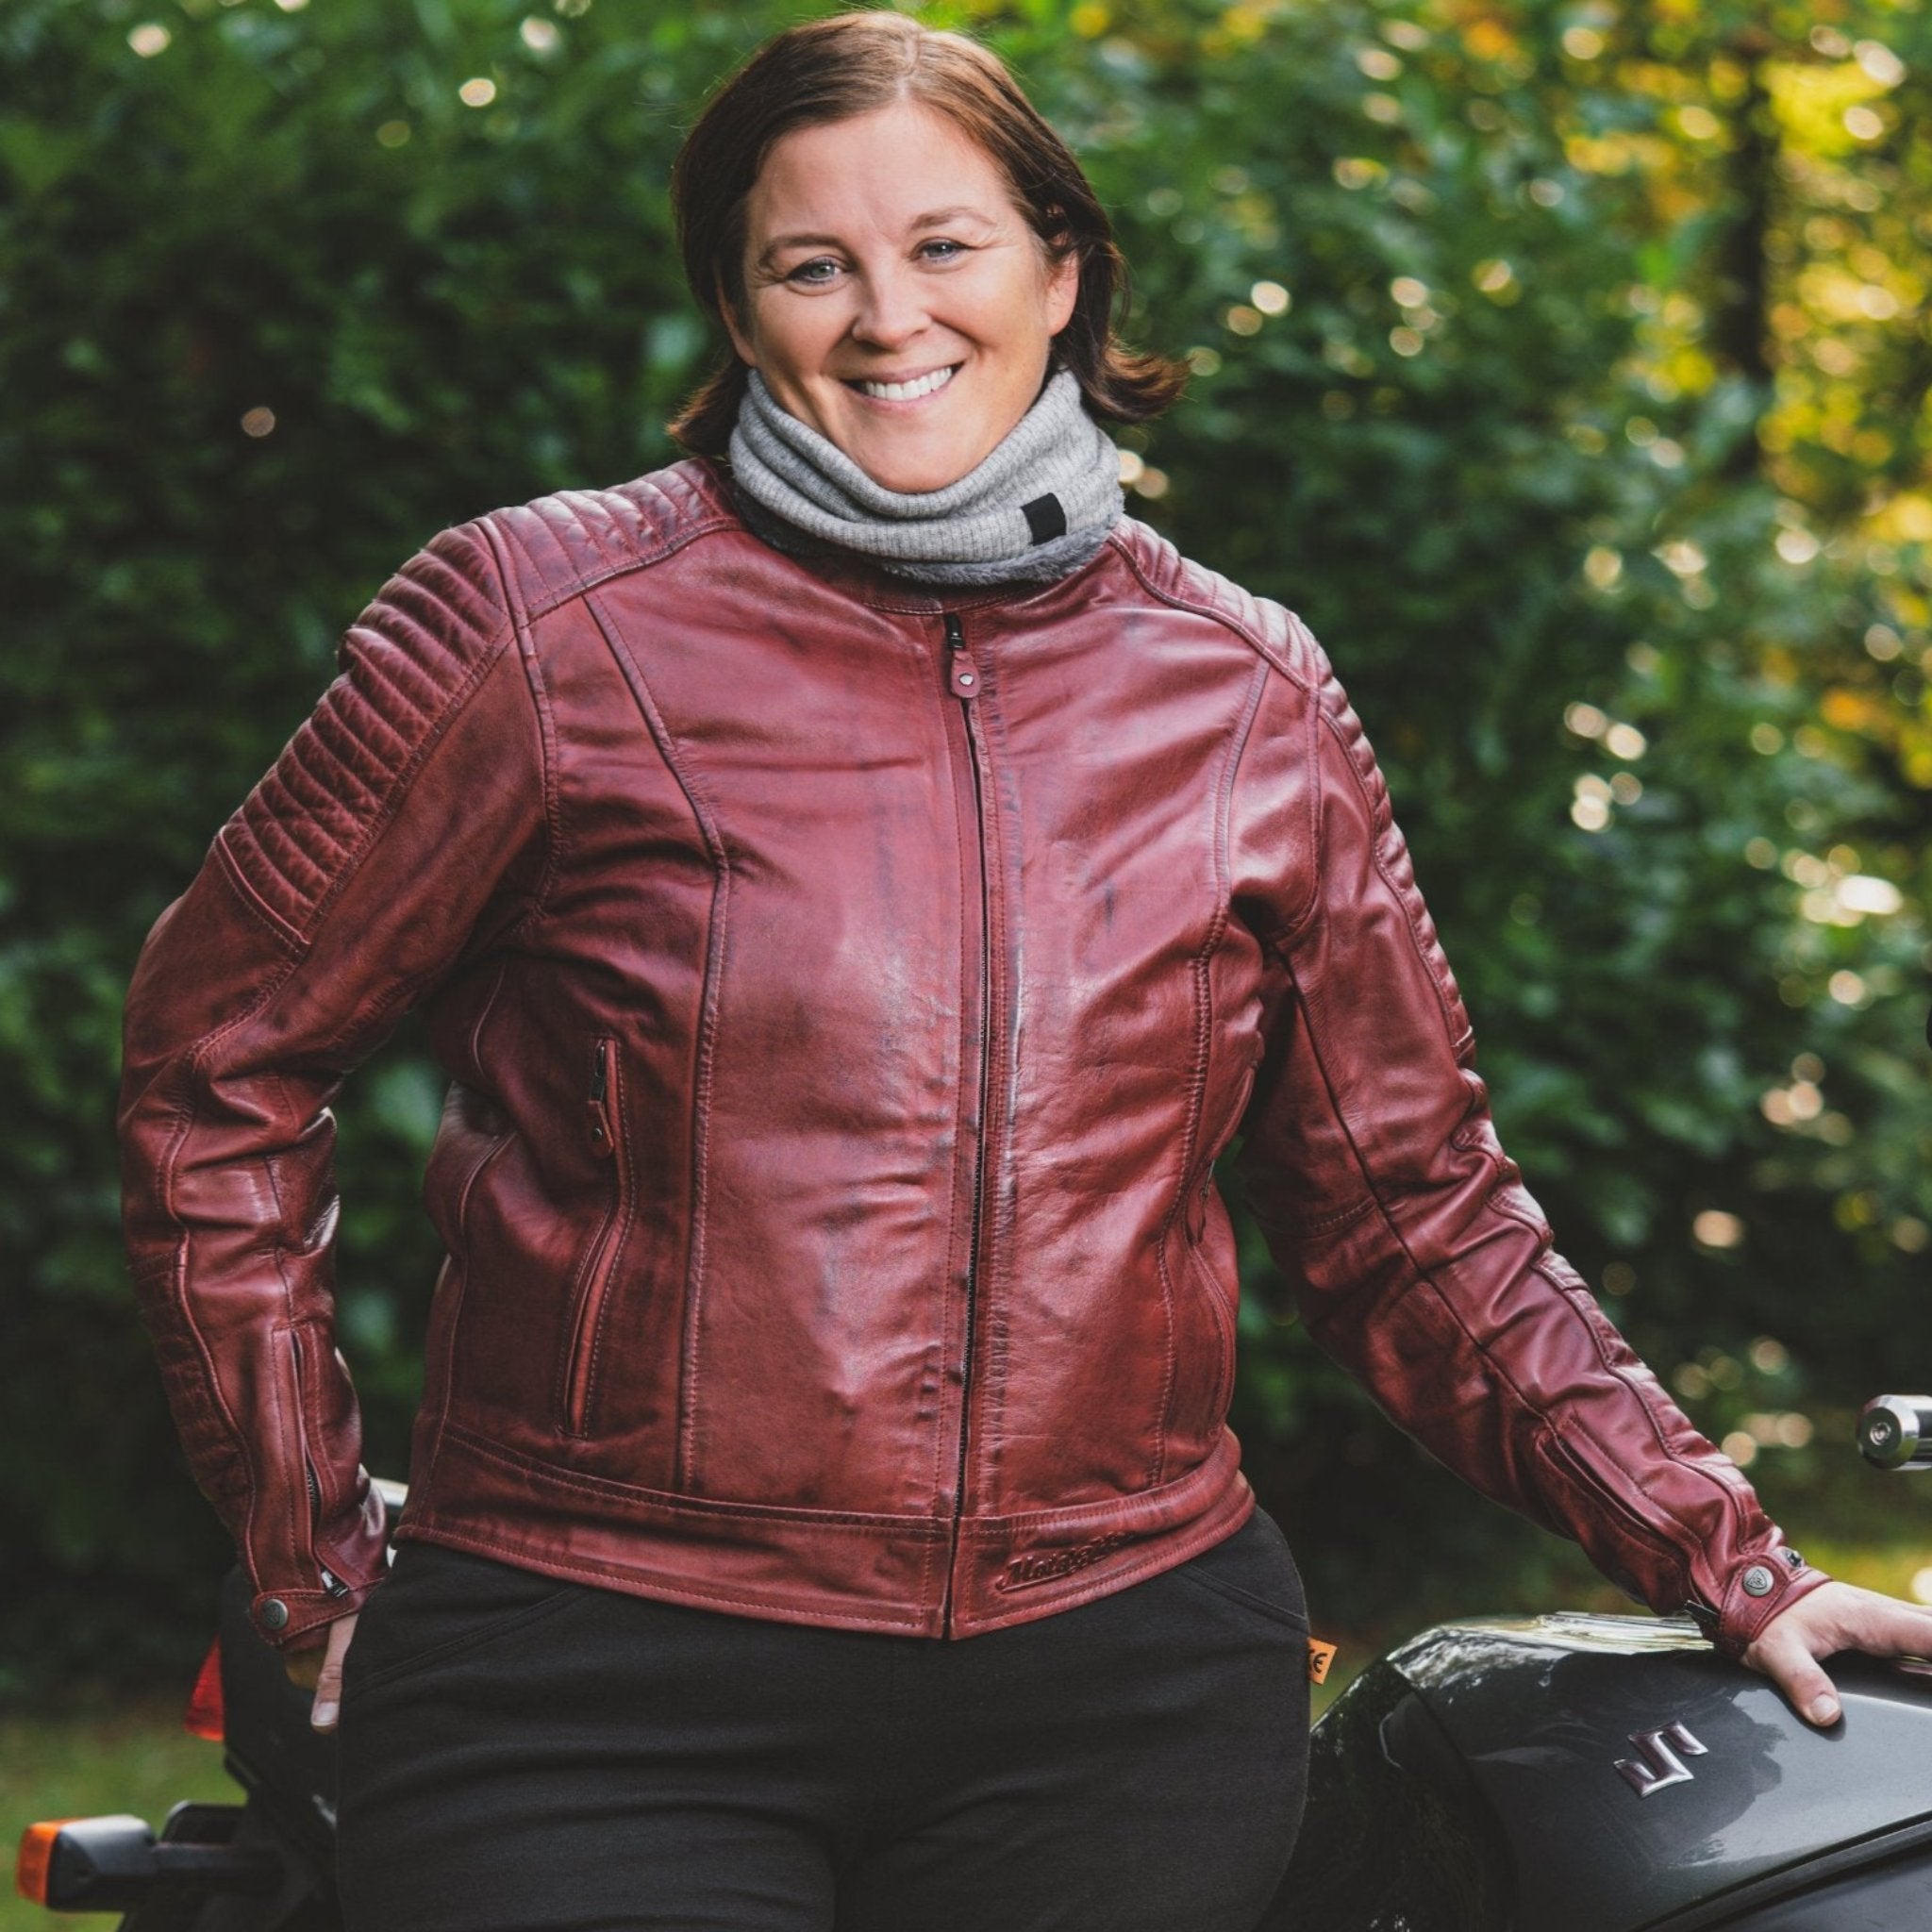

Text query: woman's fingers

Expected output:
[308,1609,361,1733]
[1742,1581,1850,1727]
[1745,1608,1841,1726]
[281,1644,324,1691]
[1740,1581,1932,1728]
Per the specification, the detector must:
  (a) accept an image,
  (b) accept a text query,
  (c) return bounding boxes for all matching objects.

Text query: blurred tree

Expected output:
[2,0,1927,1690]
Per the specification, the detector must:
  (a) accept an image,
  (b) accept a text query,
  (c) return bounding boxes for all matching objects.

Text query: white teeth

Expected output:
[858,365,957,401]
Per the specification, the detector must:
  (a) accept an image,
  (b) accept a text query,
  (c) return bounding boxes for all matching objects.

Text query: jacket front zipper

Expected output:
[561,1036,629,1437]
[941,609,994,1634]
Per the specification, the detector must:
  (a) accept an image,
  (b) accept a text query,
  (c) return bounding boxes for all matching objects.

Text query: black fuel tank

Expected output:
[1265,1611,1932,1931]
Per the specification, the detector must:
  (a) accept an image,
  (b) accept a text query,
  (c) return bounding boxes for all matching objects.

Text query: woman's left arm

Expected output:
[1229,616,1932,1723]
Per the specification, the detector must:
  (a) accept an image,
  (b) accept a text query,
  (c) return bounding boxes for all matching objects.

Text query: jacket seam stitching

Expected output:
[441,1421,947,1531]
[477,518,564,936]
[1149,660,1266,1486]
[1254,667,1327,946]
[583,588,732,1491]
[505,512,744,625]
[157,914,313,1584]
[209,839,310,952]
[403,1524,935,1629]
[1534,1421,1688,1576]
[1539,1258,1752,1585]
[1295,698,1461,1043]
[426,1129,512,1482]
[1107,534,1312,690]
[1276,935,1741,1599]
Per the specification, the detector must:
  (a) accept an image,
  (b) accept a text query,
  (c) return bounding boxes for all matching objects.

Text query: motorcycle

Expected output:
[18,1407,1932,1929]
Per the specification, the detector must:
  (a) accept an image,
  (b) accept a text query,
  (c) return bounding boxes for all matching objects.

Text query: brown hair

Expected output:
[665,8,1187,457]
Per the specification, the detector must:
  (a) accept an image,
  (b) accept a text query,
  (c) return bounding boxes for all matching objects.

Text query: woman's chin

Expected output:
[811,399,990,494]
[845,438,986,494]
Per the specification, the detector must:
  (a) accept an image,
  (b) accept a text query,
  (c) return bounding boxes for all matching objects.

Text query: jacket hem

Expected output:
[397,1422,1254,1639]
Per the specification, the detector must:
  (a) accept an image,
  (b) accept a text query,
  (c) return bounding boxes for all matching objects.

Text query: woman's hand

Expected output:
[281,1610,360,1732]
[1740,1580,1932,1726]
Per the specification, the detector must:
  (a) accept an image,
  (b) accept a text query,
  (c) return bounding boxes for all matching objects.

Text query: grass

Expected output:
[2,1696,240,1932]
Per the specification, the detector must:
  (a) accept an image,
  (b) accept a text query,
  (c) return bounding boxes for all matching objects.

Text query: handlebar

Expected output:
[1857,1395,1932,1471]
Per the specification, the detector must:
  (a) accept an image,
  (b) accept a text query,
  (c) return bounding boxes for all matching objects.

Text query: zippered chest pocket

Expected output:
[557,1037,634,1438]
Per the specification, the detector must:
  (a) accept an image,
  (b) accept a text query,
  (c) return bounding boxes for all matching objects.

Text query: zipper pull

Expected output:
[587,1040,617,1158]
[943,611,980,700]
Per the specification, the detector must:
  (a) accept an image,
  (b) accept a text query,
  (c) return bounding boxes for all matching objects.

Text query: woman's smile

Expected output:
[845,362,961,405]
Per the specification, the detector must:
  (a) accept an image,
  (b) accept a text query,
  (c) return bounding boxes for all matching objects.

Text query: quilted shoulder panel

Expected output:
[216,520,514,945]
[1108,516,1313,685]
[483,458,740,622]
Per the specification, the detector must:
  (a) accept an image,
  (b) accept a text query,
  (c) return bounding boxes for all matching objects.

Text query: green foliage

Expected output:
[5,0,1930,1687]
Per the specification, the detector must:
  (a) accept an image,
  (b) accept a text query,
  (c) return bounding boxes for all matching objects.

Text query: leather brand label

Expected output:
[995,1532,1133,1592]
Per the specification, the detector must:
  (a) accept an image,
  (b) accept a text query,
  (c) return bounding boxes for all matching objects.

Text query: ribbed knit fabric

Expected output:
[725,363,1124,588]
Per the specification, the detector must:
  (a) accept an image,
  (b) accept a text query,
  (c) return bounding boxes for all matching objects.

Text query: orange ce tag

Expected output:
[1307,1638,1337,1685]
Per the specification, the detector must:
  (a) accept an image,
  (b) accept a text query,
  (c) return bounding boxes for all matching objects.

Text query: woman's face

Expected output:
[724,98,1081,494]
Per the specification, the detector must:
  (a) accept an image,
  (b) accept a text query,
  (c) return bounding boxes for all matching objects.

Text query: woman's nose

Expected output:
[849,264,930,349]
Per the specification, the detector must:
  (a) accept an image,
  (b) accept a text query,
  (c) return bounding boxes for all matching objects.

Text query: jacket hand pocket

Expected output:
[557,1036,634,1438]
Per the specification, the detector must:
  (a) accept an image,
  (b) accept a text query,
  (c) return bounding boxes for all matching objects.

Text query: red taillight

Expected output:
[184,1637,225,1741]
[15,1820,78,1905]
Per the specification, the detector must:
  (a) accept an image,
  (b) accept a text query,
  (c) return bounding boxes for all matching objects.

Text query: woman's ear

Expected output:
[1045,243,1081,337]
[1038,207,1080,337]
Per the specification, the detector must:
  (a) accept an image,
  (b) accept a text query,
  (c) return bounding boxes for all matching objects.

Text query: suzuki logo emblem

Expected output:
[1614,1722,1708,1797]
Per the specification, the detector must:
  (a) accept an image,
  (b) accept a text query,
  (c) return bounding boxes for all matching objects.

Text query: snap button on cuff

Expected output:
[1741,1565,1775,1598]
[257,1597,291,1631]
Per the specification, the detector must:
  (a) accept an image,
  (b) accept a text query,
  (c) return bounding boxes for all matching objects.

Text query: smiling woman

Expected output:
[117,9,1922,1932]
[654,14,1178,590]
[667,12,1184,462]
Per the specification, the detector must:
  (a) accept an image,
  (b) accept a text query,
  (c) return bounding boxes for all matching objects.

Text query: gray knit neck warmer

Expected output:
[725,362,1124,588]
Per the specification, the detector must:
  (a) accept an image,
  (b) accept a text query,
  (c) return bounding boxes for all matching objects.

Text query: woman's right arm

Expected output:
[118,518,548,1657]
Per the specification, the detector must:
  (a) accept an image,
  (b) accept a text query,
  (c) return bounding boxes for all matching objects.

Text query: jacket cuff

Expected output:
[1686,1547,1834,1661]
[250,1566,384,1651]
[246,1484,390,1649]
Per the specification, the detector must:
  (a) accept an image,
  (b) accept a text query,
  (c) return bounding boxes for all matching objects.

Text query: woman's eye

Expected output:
[921,240,966,263]
[788,258,842,286]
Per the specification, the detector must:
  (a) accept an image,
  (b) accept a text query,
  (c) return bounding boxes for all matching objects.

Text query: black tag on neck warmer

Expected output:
[1021,492,1068,544]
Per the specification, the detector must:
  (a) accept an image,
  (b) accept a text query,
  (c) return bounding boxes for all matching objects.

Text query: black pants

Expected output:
[336,1507,1311,1932]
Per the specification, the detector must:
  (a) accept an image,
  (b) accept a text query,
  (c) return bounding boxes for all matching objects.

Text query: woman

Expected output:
[118,11,1932,1930]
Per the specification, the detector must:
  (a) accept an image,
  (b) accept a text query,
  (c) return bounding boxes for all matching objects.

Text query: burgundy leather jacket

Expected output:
[118,458,1828,1659]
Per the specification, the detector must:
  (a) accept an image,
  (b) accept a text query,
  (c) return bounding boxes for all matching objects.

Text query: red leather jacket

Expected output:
[118,458,1828,1659]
